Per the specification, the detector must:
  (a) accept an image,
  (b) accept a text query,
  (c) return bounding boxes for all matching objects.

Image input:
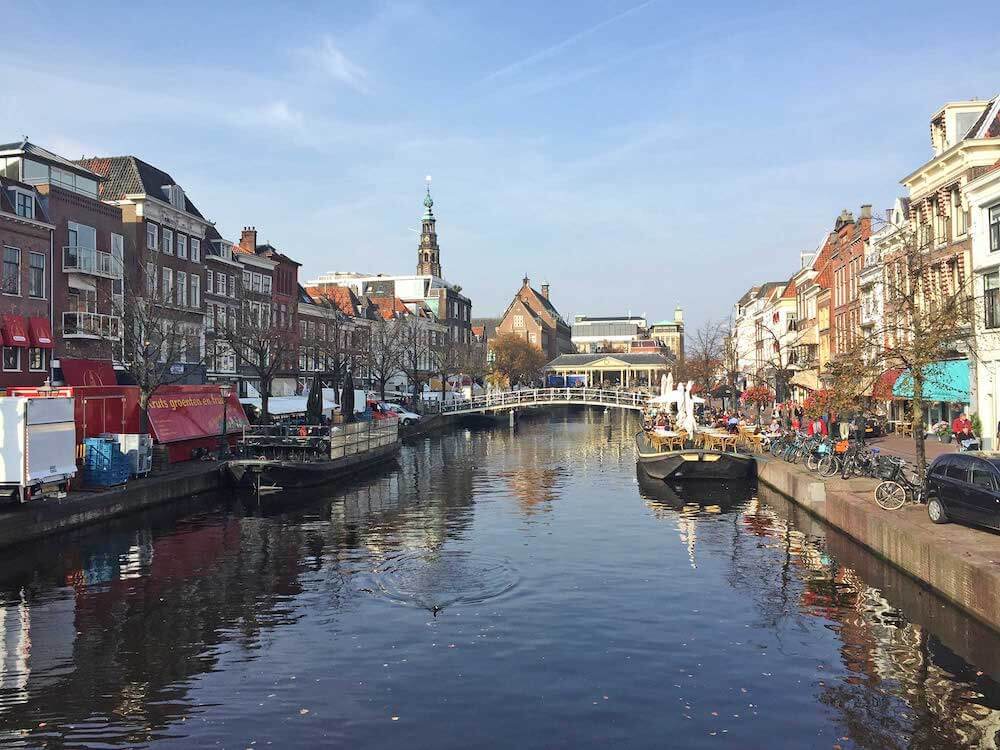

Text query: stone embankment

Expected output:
[757,458,1000,633]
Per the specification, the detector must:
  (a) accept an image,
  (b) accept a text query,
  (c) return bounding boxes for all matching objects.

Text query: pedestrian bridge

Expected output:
[437,388,649,415]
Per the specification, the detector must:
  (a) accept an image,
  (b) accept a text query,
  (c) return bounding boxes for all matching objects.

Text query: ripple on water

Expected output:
[370,551,519,612]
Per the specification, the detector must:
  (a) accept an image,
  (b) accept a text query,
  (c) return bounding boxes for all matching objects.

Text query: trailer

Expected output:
[0,396,77,503]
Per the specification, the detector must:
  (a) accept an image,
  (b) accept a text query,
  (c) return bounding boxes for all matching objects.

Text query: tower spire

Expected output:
[417,175,442,277]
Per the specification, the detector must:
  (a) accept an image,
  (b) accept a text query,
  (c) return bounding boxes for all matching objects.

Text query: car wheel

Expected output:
[402,418,413,426]
[927,497,949,524]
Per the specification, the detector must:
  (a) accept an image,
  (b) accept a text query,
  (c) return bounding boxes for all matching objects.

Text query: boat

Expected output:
[226,419,401,492]
[635,430,756,481]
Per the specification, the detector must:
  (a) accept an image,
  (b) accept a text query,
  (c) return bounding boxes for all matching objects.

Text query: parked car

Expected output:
[925,453,1000,530]
[379,402,422,426]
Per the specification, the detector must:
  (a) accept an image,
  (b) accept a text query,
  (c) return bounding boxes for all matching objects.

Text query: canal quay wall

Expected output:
[0,443,408,552]
[757,458,1000,634]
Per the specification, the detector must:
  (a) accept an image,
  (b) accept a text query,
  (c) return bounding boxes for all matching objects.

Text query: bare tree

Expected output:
[101,241,207,431]
[219,298,296,423]
[431,333,464,399]
[365,315,404,400]
[398,316,432,404]
[825,216,986,480]
[315,307,354,395]
[490,332,546,388]
[683,319,725,394]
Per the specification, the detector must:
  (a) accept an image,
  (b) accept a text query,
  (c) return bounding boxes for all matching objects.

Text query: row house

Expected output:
[0,166,54,387]
[203,226,243,384]
[302,285,373,386]
[79,155,210,384]
[860,199,910,363]
[1,142,126,387]
[830,206,872,357]
[898,96,1000,428]
[730,282,783,391]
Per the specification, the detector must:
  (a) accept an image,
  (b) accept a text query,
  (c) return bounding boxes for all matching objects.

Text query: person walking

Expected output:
[838,411,851,441]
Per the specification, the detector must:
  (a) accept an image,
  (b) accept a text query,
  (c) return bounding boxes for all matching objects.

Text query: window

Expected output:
[243,270,251,288]
[190,237,200,262]
[28,348,45,372]
[972,463,996,489]
[991,205,1000,253]
[162,228,173,255]
[228,275,236,298]
[111,233,124,282]
[14,190,33,219]
[300,320,308,338]
[252,273,262,293]
[162,267,173,303]
[945,460,968,482]
[513,314,524,328]
[216,273,226,295]
[207,269,214,291]
[3,247,20,294]
[218,304,226,331]
[262,275,271,294]
[2,347,19,371]
[191,274,200,309]
[206,302,215,332]
[146,262,157,295]
[28,252,44,298]
[147,223,159,250]
[177,271,188,306]
[986,273,1000,329]
[177,234,187,259]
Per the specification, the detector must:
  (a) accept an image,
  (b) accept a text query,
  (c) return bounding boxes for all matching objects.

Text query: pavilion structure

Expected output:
[544,353,673,388]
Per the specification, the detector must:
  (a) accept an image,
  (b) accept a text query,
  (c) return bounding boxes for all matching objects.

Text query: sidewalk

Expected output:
[867,433,958,464]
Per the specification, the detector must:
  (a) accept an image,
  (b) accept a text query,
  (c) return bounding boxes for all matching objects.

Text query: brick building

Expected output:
[495,276,574,361]
[0,170,53,387]
[830,205,872,356]
[78,155,210,384]
[203,226,243,384]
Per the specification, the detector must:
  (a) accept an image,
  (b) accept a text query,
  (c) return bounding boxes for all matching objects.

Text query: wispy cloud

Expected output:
[254,100,305,129]
[300,35,370,93]
[480,0,656,84]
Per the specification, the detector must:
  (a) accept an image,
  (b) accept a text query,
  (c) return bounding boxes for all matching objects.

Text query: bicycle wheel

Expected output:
[806,452,819,471]
[818,455,839,477]
[770,440,784,457]
[875,481,906,510]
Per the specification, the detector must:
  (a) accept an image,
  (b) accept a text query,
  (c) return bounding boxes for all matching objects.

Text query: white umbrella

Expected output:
[660,373,669,398]
[665,371,674,395]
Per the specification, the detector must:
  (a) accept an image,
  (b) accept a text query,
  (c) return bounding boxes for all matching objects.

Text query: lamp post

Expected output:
[218,383,232,459]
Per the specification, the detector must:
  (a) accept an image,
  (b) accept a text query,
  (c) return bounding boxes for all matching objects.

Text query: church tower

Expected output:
[416,178,442,277]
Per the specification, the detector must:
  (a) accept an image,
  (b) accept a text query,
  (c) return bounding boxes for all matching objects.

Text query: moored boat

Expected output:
[635,430,756,481]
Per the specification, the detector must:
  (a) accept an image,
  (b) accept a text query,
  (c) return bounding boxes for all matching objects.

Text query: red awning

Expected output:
[1,315,29,348]
[873,368,903,401]
[61,359,117,386]
[27,317,54,349]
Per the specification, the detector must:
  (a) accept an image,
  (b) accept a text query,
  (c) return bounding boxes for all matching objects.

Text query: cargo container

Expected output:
[0,396,77,502]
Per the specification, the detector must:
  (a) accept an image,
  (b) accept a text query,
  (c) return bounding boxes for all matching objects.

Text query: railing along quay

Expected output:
[437,388,648,415]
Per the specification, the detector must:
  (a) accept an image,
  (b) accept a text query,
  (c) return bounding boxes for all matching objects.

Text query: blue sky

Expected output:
[7,0,1000,329]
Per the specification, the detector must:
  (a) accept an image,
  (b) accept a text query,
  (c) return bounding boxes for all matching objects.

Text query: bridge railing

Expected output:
[438,387,648,414]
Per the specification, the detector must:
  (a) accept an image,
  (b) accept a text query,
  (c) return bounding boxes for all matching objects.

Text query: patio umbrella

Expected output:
[306,372,324,425]
[660,374,669,398]
[666,371,674,395]
[342,371,356,423]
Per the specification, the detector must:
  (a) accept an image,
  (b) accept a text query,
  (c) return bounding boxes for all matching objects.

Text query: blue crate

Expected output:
[83,439,130,486]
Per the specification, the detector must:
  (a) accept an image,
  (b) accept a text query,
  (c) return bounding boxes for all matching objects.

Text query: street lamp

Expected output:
[218,383,233,459]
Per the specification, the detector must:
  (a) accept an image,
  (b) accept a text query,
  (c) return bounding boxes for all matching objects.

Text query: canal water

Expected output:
[2,410,1000,749]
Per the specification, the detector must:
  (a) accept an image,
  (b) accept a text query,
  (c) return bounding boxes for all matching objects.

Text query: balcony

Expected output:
[63,311,121,340]
[63,246,122,279]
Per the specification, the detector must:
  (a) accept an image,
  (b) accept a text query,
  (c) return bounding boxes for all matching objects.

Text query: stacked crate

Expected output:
[82,437,130,487]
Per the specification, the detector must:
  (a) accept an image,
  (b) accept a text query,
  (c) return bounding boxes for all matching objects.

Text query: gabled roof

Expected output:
[963,96,1000,140]
[368,296,410,321]
[74,156,206,219]
[306,284,361,317]
[0,140,101,180]
[780,279,798,299]
[256,243,301,266]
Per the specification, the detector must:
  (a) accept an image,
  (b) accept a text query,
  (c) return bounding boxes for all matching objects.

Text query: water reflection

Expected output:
[0,412,998,748]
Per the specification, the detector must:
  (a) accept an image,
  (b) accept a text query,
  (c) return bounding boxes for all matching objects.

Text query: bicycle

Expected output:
[840,440,880,480]
[873,456,926,510]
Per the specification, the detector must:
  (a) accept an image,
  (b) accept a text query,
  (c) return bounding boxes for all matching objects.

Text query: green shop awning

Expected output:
[893,359,969,403]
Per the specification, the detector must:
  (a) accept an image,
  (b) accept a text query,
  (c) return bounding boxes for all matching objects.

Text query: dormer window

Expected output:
[163,184,186,210]
[11,189,33,219]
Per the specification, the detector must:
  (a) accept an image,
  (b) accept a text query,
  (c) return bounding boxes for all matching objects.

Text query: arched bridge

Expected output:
[437,388,649,415]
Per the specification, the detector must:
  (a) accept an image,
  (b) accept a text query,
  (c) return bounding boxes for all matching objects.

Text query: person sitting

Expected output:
[768,417,780,434]
[654,413,668,429]
[952,412,973,445]
[726,415,739,433]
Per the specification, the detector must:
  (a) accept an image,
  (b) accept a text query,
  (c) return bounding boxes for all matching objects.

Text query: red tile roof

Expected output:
[368,296,409,321]
[780,279,797,299]
[306,285,359,316]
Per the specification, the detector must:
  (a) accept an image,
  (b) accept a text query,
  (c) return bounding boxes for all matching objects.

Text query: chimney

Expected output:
[240,226,257,254]
[860,204,872,219]
[674,306,683,324]
[541,282,550,299]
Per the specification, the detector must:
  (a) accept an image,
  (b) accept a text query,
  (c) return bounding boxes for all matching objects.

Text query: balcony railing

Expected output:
[63,311,121,340]
[63,246,122,278]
